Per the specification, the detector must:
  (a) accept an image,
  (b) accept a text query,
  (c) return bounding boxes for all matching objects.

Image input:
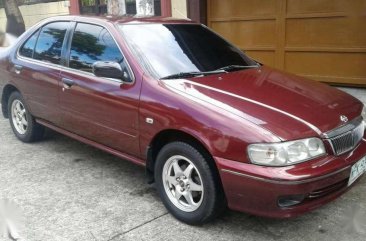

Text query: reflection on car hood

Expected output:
[161,66,362,141]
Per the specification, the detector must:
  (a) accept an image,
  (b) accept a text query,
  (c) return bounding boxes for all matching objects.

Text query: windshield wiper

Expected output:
[160,65,259,80]
[160,70,226,80]
[217,64,260,72]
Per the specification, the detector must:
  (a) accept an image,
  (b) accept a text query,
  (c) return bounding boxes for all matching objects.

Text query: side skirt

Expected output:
[36,119,146,167]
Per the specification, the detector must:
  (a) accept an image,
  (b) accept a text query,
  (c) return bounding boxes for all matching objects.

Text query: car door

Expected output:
[13,21,71,125]
[59,22,141,156]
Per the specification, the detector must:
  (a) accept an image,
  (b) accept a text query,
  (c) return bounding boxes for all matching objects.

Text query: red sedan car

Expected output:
[0,16,365,225]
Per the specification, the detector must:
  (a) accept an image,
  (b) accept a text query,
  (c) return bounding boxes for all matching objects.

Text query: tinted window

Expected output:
[34,22,68,65]
[119,24,257,79]
[19,30,40,58]
[69,23,124,73]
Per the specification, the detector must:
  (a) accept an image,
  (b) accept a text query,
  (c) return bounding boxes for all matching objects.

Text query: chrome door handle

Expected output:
[62,78,75,90]
[14,65,23,74]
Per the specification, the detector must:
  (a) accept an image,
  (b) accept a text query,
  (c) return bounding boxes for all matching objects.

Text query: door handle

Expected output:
[62,78,75,90]
[14,65,23,74]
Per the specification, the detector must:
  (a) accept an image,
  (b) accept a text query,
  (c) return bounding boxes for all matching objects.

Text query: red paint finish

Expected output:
[162,68,362,141]
[69,0,80,15]
[59,68,141,156]
[37,119,146,167]
[216,138,366,217]
[161,0,172,17]
[9,59,62,125]
[0,16,365,219]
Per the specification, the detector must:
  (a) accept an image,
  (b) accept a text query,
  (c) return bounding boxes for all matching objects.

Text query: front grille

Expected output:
[328,120,365,156]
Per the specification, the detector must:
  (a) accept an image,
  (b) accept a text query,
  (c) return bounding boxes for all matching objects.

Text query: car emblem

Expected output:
[340,115,348,123]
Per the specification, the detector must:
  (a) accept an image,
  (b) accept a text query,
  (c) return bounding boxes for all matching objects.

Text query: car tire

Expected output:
[155,141,226,225]
[8,91,45,142]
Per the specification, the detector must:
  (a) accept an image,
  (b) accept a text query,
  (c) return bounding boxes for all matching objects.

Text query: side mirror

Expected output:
[92,61,130,82]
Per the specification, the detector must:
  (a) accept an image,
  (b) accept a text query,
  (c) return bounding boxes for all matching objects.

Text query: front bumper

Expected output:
[215,137,366,218]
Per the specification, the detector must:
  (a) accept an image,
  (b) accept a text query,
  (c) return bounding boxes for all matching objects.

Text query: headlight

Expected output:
[248,138,326,166]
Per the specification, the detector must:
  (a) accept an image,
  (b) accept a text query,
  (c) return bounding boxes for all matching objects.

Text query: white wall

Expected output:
[0,1,70,33]
[171,0,187,19]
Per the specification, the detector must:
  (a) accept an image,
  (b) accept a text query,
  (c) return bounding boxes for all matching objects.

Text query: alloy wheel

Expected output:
[11,99,28,135]
[162,155,204,212]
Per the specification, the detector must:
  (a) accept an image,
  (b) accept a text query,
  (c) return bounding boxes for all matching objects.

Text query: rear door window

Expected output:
[34,22,69,65]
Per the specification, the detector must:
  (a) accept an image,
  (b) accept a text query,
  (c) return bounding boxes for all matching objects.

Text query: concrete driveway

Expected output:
[0,88,365,241]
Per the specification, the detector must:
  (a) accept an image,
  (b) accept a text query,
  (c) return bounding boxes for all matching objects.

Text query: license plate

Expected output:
[348,156,366,186]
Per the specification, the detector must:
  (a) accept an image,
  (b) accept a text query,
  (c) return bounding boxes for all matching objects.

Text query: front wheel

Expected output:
[8,91,45,142]
[155,142,226,225]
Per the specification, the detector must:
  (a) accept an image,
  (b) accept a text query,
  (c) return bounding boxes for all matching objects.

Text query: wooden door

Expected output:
[207,0,366,86]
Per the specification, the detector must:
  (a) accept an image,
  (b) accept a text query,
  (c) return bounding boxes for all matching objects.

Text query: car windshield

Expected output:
[118,23,257,79]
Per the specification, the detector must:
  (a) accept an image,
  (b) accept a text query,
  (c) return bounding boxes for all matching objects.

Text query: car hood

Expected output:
[161,66,363,141]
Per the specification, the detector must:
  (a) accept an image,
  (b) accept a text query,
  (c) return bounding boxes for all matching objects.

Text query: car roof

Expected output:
[43,15,196,25]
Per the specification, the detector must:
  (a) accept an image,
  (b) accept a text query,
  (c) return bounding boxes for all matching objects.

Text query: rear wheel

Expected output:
[8,92,45,142]
[155,142,225,225]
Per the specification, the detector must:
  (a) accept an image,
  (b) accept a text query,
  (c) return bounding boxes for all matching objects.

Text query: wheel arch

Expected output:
[146,129,221,185]
[1,84,20,118]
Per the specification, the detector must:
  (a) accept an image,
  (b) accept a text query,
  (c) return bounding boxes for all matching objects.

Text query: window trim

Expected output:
[16,20,135,85]
[65,21,135,84]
